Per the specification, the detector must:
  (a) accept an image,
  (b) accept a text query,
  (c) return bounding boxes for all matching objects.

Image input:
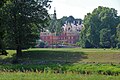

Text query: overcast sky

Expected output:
[48,0,120,19]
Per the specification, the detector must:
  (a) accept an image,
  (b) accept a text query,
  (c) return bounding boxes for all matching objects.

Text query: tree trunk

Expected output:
[12,5,22,58]
[0,38,2,53]
[16,44,22,57]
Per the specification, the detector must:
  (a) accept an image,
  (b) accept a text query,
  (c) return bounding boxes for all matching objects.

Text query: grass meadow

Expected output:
[0,72,120,80]
[0,48,120,80]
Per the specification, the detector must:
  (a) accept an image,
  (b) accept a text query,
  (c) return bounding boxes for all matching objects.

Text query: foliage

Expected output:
[116,23,120,48]
[0,0,9,7]
[100,28,111,48]
[0,0,51,56]
[0,0,11,55]
[80,6,120,48]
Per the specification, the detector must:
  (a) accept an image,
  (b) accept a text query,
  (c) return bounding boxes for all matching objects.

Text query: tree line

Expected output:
[79,6,120,48]
[48,7,120,48]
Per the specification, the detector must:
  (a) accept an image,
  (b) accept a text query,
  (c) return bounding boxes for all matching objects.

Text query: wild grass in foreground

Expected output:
[0,64,120,76]
[0,72,120,80]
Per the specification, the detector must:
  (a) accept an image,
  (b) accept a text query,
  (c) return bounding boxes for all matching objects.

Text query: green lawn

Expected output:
[1,48,119,64]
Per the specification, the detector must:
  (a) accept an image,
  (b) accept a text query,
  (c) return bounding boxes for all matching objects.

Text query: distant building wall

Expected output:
[40,32,58,45]
[40,31,79,45]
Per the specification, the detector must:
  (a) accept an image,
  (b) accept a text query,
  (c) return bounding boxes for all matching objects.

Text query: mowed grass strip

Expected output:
[0,48,120,64]
[19,48,120,64]
[81,53,120,63]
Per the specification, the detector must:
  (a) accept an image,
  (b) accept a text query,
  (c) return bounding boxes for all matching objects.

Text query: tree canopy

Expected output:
[79,6,120,48]
[0,0,51,56]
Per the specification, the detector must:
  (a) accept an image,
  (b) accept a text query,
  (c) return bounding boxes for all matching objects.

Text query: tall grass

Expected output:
[0,64,120,75]
[0,72,120,80]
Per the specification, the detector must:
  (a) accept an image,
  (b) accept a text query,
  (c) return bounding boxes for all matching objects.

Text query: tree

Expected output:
[80,6,119,48]
[2,0,51,57]
[100,28,111,48]
[116,23,120,48]
[0,0,10,55]
[0,0,7,7]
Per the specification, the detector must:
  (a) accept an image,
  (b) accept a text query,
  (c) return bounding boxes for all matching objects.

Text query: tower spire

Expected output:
[54,7,57,19]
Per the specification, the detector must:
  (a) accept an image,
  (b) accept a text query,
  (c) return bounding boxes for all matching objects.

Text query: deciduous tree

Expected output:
[1,0,51,57]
